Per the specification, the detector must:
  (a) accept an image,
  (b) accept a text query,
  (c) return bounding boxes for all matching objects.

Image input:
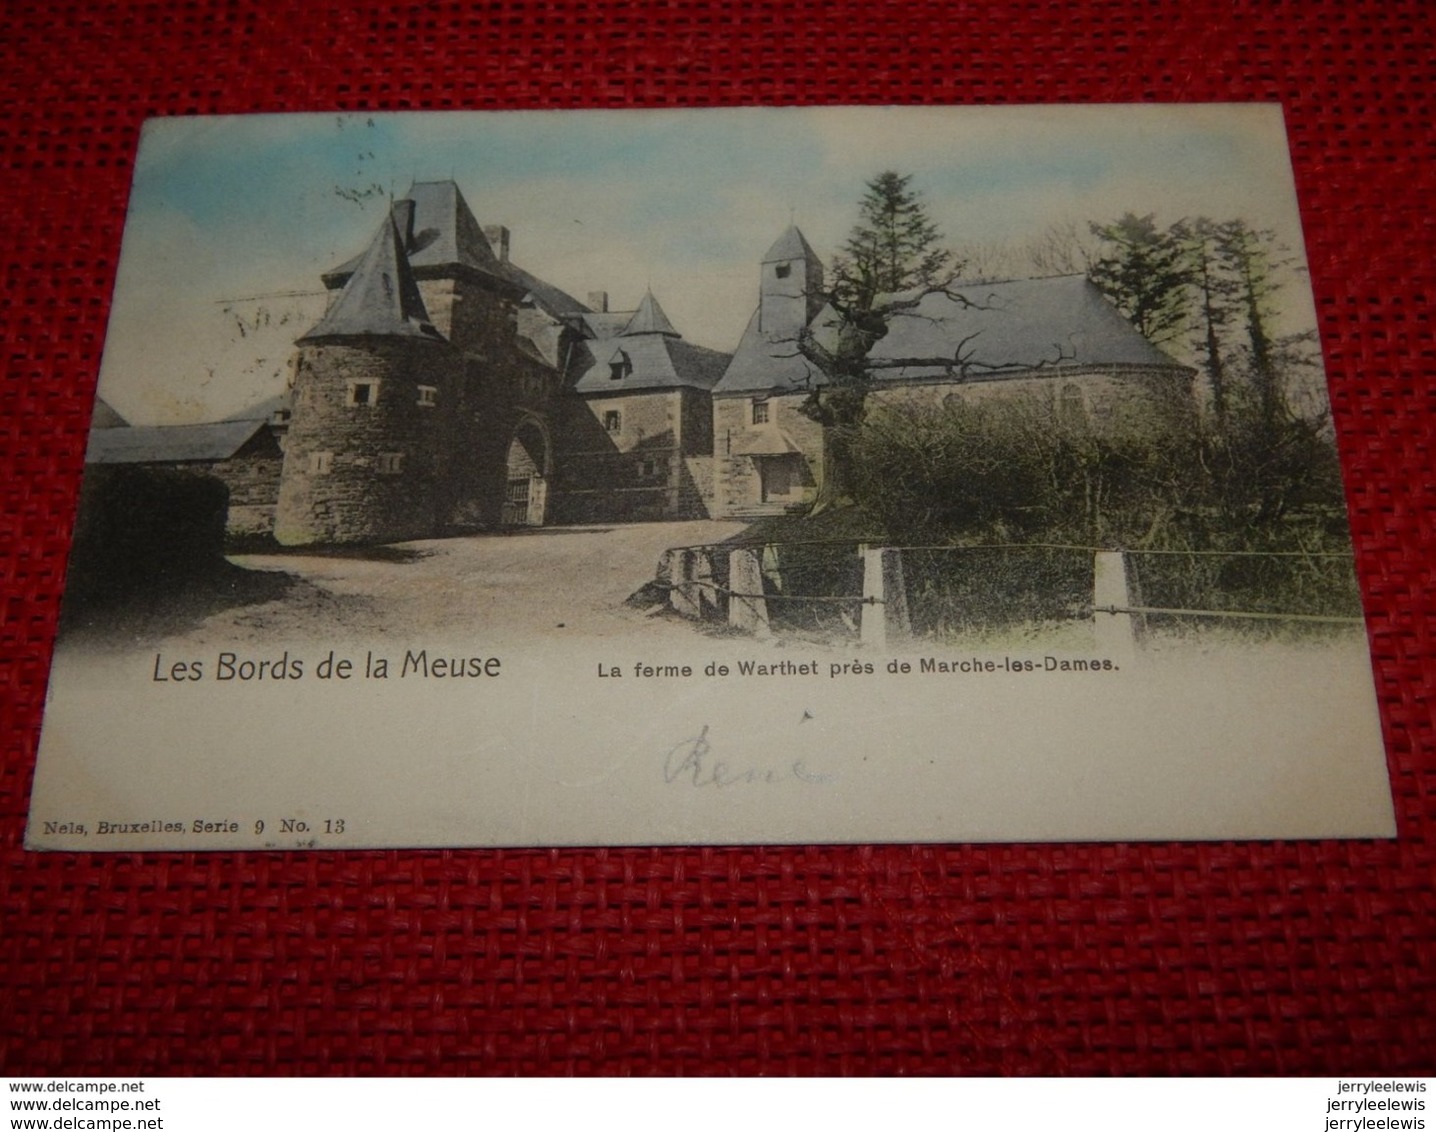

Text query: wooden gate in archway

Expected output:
[501,416,550,527]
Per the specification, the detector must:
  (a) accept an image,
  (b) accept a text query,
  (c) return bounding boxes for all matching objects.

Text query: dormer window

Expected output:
[608,349,631,382]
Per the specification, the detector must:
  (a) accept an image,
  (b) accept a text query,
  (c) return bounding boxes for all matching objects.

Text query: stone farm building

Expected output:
[86,181,1194,545]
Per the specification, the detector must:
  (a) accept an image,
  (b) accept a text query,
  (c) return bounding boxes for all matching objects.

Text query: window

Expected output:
[308,451,333,474]
[417,385,438,407]
[638,457,665,479]
[609,349,631,382]
[751,399,770,425]
[774,263,791,279]
[346,380,379,406]
[377,452,404,475]
[603,410,622,433]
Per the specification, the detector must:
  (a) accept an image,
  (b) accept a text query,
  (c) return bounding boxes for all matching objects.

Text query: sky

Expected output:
[97,105,1318,424]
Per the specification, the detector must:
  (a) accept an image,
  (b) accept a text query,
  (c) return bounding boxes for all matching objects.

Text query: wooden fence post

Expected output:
[861,546,911,647]
[1093,550,1138,664]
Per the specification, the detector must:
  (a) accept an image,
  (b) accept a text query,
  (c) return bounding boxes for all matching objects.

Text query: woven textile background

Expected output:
[1,0,1432,1075]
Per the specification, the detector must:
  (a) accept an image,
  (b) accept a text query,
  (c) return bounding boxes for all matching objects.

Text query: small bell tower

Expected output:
[758,225,824,341]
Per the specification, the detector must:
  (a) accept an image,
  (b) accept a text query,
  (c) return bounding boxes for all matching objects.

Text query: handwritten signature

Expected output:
[663,725,835,788]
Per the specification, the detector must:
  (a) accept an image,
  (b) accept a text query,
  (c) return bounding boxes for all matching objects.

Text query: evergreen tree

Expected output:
[796,170,956,508]
[1216,219,1288,433]
[831,171,952,309]
[1174,217,1239,426]
[1087,212,1191,347]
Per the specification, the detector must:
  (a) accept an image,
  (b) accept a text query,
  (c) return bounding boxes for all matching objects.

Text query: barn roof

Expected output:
[867,275,1184,379]
[223,391,292,422]
[713,275,1186,395]
[86,419,271,465]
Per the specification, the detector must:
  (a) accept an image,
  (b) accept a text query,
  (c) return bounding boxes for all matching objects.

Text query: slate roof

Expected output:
[620,290,680,337]
[712,303,841,396]
[763,225,821,265]
[323,183,504,288]
[321,182,588,317]
[580,311,634,338]
[507,262,589,319]
[867,276,1185,380]
[570,335,730,395]
[86,420,272,465]
[714,275,1187,395]
[299,209,446,345]
[223,392,292,422]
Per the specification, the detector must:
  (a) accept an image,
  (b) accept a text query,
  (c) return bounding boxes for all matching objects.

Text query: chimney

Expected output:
[587,290,609,313]
[482,224,510,263]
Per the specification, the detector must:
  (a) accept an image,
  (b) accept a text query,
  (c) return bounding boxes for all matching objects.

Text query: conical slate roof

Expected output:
[620,290,680,337]
[299,208,444,344]
[762,225,820,265]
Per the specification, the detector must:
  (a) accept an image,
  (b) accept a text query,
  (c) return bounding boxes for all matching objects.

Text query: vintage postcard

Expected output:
[27,105,1395,850]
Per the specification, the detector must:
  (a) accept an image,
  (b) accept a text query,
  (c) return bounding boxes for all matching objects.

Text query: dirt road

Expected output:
[138,519,751,649]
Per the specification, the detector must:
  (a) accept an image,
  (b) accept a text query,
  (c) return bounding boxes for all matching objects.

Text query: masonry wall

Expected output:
[206,451,284,538]
[445,348,563,529]
[550,389,714,523]
[873,367,1195,436]
[712,392,825,517]
[417,276,514,347]
[275,339,461,545]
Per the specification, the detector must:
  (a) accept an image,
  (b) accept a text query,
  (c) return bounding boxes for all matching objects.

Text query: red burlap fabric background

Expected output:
[1,0,1432,1075]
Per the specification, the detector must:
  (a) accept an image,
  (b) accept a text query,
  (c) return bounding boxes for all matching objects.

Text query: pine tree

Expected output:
[797,171,955,509]
[831,171,952,309]
[1087,213,1191,347]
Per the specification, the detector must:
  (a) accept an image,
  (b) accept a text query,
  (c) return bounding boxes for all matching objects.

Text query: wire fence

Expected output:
[652,538,1366,644]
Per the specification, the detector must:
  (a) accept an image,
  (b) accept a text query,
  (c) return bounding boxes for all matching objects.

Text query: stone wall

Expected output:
[681,456,714,518]
[551,390,695,523]
[208,453,283,538]
[872,367,1195,437]
[712,392,825,516]
[276,339,462,545]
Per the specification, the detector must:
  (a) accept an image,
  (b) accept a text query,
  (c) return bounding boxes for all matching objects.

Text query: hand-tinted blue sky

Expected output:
[100,105,1314,423]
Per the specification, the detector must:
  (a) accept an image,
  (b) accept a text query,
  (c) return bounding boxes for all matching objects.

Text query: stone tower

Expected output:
[757,225,824,342]
[274,203,462,546]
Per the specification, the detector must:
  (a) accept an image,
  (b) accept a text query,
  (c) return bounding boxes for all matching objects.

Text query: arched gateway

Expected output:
[501,414,551,527]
